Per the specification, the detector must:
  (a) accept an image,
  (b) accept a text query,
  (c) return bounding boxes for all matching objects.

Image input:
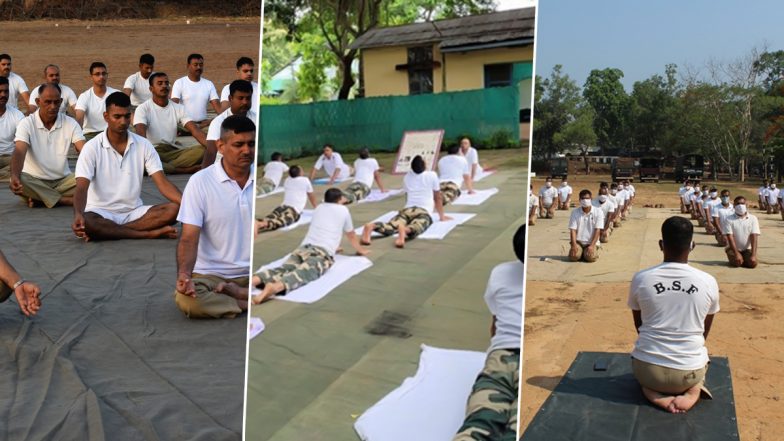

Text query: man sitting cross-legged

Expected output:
[174,115,256,318]
[71,92,181,241]
[252,188,369,304]
[629,216,719,414]
[256,165,317,233]
[361,155,452,248]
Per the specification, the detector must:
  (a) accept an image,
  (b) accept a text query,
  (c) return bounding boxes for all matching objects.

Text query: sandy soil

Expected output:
[2,18,260,113]
[521,175,784,441]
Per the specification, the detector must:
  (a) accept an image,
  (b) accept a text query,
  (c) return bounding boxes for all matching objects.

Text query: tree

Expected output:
[553,105,597,173]
[583,68,630,151]
[629,64,678,152]
[533,65,584,158]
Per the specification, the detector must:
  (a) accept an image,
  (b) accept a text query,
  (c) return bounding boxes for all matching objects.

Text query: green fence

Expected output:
[258,85,520,161]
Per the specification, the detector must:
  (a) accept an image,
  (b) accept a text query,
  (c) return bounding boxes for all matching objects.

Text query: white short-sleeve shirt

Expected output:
[75,131,163,213]
[281,176,313,213]
[593,198,616,219]
[133,99,192,145]
[220,81,259,115]
[767,188,780,204]
[314,152,351,181]
[0,106,25,155]
[437,155,469,187]
[75,86,119,133]
[404,170,440,213]
[176,161,254,278]
[712,204,733,219]
[15,112,84,179]
[568,206,605,245]
[528,191,538,209]
[123,72,153,106]
[705,197,721,216]
[29,83,78,113]
[206,108,257,142]
[722,213,761,251]
[539,185,558,206]
[301,203,353,256]
[170,76,218,122]
[353,157,380,188]
[558,184,573,202]
[628,262,720,370]
[485,260,524,352]
[263,161,289,187]
[6,72,28,109]
[681,188,694,205]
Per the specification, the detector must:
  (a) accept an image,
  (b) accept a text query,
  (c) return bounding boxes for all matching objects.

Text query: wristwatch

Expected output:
[12,279,25,290]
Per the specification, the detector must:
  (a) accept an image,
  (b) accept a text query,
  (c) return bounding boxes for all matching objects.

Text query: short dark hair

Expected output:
[187,53,203,64]
[236,57,254,69]
[89,62,106,74]
[37,82,61,95]
[734,195,746,205]
[229,79,253,96]
[289,165,301,178]
[105,91,131,110]
[661,216,693,253]
[358,147,370,160]
[149,72,168,86]
[0,76,8,87]
[721,189,730,196]
[411,155,426,174]
[599,181,608,188]
[0,54,10,62]
[545,177,553,181]
[579,189,592,198]
[513,224,525,263]
[447,144,460,155]
[271,152,283,161]
[610,182,618,189]
[709,187,717,192]
[324,188,343,203]
[323,144,333,150]
[139,53,155,65]
[220,115,256,140]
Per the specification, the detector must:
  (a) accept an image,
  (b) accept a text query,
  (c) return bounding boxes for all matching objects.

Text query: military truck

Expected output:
[611,157,635,182]
[639,157,661,182]
[549,157,568,179]
[674,155,704,182]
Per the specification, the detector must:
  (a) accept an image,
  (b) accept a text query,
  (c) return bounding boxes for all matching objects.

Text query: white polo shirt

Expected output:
[353,157,380,188]
[437,154,469,187]
[628,262,720,370]
[722,213,761,251]
[15,111,84,179]
[123,72,153,106]
[206,108,257,142]
[177,161,254,279]
[281,176,313,213]
[314,152,351,181]
[593,197,616,219]
[705,197,721,216]
[539,185,558,206]
[29,83,78,113]
[462,147,482,174]
[712,203,733,219]
[0,106,25,155]
[171,76,218,122]
[134,99,192,145]
[5,72,28,109]
[220,81,259,115]
[75,131,163,213]
[263,161,289,187]
[75,86,119,134]
[766,187,780,204]
[485,260,524,352]
[568,206,605,245]
[680,188,694,205]
[301,202,353,256]
[404,170,440,213]
[558,184,573,203]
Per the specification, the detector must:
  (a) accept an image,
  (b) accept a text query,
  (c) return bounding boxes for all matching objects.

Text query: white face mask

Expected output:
[562,182,568,187]
[610,189,617,195]
[734,204,747,216]
[545,182,552,188]
[772,184,777,189]
[580,198,592,208]
[710,191,718,198]
[598,195,608,203]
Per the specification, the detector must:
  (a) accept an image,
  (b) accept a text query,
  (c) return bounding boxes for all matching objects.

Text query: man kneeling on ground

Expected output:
[629,216,719,414]
[722,196,760,269]
[568,189,604,262]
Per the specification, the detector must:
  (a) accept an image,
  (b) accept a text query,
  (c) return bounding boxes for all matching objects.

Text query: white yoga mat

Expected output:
[248,317,265,339]
[358,188,404,204]
[354,345,486,441]
[279,209,312,232]
[357,212,476,240]
[452,188,499,206]
[255,254,373,304]
[256,187,284,199]
[473,169,496,182]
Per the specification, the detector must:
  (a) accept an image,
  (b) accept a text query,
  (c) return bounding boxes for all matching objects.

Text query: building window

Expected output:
[407,46,434,95]
[484,63,513,88]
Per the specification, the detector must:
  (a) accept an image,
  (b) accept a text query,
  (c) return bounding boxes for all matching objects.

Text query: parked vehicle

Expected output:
[639,157,661,182]
[611,157,635,182]
[549,157,568,179]
[674,154,704,182]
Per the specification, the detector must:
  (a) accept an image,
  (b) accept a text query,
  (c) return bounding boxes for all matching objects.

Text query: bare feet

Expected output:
[149,225,178,239]
[641,387,677,413]
[395,224,407,248]
[671,385,702,413]
[216,282,249,300]
[252,281,284,304]
[361,224,373,245]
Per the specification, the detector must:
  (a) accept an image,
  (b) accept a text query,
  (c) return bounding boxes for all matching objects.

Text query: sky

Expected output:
[535,1,784,90]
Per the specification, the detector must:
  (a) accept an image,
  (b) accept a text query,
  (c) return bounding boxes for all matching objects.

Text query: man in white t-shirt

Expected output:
[609,182,624,227]
[123,53,155,109]
[765,183,780,214]
[220,57,259,113]
[361,155,451,248]
[71,92,182,241]
[702,187,721,234]
[203,80,256,167]
[0,250,42,317]
[253,187,369,304]
[0,54,29,111]
[437,144,474,205]
[75,62,119,140]
[629,216,719,414]
[170,53,221,127]
[568,189,604,263]
[174,115,255,318]
[679,180,693,214]
[134,72,209,174]
[10,84,86,208]
[594,184,616,243]
[0,77,24,181]
[309,144,352,183]
[259,152,289,194]
[528,184,538,226]
[343,147,386,204]
[257,165,317,232]
[757,180,769,212]
[459,137,484,180]
[711,189,734,246]
[723,195,760,269]
[538,177,558,219]
[454,224,524,440]
[27,64,78,115]
[557,178,572,210]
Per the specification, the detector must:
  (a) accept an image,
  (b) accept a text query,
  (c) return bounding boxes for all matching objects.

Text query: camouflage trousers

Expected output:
[258,205,300,232]
[257,177,276,195]
[257,244,334,293]
[439,181,462,206]
[373,206,433,239]
[454,349,520,441]
[342,182,371,204]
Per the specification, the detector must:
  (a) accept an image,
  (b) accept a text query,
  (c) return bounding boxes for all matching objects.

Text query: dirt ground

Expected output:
[521,175,784,441]
[2,18,260,113]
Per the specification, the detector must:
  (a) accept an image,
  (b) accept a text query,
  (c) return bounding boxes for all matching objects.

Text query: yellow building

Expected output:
[350,7,535,139]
